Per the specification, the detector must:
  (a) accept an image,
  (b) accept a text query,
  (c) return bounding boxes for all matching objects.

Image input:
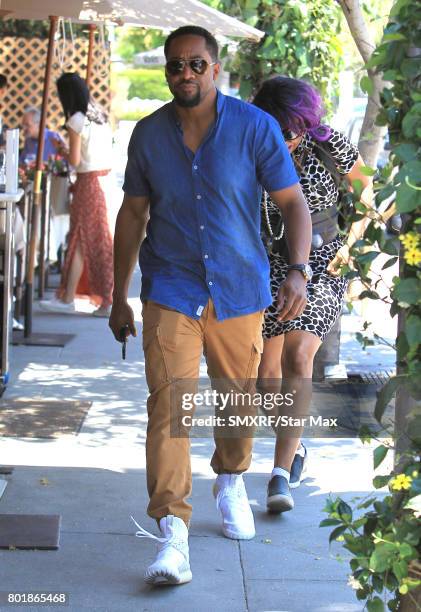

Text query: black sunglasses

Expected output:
[165,58,216,76]
[282,128,302,141]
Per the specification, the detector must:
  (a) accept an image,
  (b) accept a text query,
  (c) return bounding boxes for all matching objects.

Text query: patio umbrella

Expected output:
[1,1,264,41]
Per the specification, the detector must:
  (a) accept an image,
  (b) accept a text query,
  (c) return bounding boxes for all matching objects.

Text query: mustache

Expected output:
[177,80,198,86]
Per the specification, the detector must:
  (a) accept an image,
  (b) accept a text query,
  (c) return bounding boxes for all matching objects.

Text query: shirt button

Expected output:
[208,281,213,286]
[200,225,204,230]
[204,254,209,259]
[193,165,198,170]
[196,194,202,200]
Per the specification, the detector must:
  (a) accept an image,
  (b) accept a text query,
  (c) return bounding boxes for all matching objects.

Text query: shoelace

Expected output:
[131,516,167,543]
[130,516,188,558]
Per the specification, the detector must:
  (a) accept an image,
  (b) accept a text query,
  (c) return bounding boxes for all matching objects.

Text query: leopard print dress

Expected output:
[263,129,359,341]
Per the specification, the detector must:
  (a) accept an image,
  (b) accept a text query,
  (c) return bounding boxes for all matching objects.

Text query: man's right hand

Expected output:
[109,299,137,342]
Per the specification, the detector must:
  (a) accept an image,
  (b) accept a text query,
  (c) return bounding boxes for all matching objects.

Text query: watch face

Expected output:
[304,264,313,280]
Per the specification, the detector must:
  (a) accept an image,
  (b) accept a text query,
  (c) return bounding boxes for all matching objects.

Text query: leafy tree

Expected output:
[213,0,343,108]
[0,18,86,39]
[115,26,166,62]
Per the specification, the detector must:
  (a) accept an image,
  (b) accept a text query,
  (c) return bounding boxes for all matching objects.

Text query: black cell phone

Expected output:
[119,326,128,360]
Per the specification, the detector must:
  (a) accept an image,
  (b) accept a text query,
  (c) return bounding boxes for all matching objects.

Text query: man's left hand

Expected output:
[276,271,307,321]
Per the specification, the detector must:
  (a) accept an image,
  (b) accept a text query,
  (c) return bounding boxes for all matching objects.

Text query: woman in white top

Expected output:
[40,72,113,316]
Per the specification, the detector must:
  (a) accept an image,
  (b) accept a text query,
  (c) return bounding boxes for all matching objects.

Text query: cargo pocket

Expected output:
[245,336,264,382]
[142,324,170,393]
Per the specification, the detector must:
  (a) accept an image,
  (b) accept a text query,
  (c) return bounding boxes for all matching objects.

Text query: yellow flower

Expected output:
[400,232,420,250]
[390,474,413,491]
[404,247,421,267]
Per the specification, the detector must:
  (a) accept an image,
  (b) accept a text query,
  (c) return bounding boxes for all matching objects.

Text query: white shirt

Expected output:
[67,111,112,173]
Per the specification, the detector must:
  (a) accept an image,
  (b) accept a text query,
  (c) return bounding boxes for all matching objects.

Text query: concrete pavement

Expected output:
[0,269,395,611]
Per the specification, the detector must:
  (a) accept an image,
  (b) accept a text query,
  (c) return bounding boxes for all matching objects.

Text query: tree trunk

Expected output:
[337,0,387,167]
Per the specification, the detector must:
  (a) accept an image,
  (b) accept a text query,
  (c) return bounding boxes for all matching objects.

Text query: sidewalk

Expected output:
[0,270,395,612]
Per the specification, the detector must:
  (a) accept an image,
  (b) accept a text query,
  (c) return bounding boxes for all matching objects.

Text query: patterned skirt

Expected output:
[57,170,113,307]
[263,236,348,341]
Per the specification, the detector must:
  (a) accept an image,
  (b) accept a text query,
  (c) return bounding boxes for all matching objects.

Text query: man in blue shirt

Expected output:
[19,107,64,165]
[110,25,312,586]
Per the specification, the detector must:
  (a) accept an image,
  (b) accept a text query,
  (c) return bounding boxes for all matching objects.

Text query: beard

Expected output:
[172,81,201,107]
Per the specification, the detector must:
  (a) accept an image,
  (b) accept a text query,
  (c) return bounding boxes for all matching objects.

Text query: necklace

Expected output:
[263,191,284,240]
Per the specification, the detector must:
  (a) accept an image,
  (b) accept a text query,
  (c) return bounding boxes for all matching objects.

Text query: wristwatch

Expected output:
[287,263,313,281]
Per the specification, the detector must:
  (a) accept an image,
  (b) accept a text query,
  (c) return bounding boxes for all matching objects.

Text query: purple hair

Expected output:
[252,76,332,142]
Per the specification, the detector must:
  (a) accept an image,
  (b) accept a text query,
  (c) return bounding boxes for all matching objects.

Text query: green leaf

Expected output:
[375,377,401,423]
[359,290,380,300]
[405,315,421,348]
[399,542,415,559]
[372,574,384,594]
[360,75,374,96]
[396,181,421,213]
[402,107,421,139]
[373,475,391,489]
[382,33,407,41]
[382,257,398,271]
[373,445,389,469]
[376,183,396,204]
[359,165,377,176]
[357,251,380,265]
[319,518,342,527]
[393,559,408,581]
[329,525,347,544]
[394,144,418,163]
[392,278,421,306]
[397,160,421,185]
[338,500,353,521]
[401,58,421,79]
[369,543,396,573]
[367,596,386,612]
[382,69,400,81]
[381,238,399,256]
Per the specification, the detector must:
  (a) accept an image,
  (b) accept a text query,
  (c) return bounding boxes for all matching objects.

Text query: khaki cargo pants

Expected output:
[142,299,264,525]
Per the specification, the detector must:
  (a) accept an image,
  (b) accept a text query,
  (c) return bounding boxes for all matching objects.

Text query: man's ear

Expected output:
[213,62,221,82]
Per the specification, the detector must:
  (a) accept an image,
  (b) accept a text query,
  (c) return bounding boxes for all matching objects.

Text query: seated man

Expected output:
[19,106,64,165]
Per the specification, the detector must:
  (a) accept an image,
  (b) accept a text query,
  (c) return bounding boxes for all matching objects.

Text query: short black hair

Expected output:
[164,26,219,62]
[0,74,7,89]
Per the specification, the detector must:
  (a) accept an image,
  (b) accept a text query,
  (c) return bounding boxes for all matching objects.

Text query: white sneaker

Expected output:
[39,298,75,314]
[131,515,192,586]
[213,474,255,540]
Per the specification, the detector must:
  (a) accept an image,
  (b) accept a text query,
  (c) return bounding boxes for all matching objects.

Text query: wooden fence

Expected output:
[0,35,111,138]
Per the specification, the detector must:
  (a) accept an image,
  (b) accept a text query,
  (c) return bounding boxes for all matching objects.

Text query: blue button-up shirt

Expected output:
[123,91,298,321]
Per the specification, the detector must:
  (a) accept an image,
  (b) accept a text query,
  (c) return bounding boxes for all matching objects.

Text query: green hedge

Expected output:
[120,67,170,101]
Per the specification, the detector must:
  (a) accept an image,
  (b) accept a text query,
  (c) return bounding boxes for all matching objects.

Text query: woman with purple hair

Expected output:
[253,76,373,514]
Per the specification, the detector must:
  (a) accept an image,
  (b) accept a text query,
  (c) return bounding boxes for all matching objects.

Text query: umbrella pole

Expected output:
[25,14,58,337]
[86,24,96,87]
